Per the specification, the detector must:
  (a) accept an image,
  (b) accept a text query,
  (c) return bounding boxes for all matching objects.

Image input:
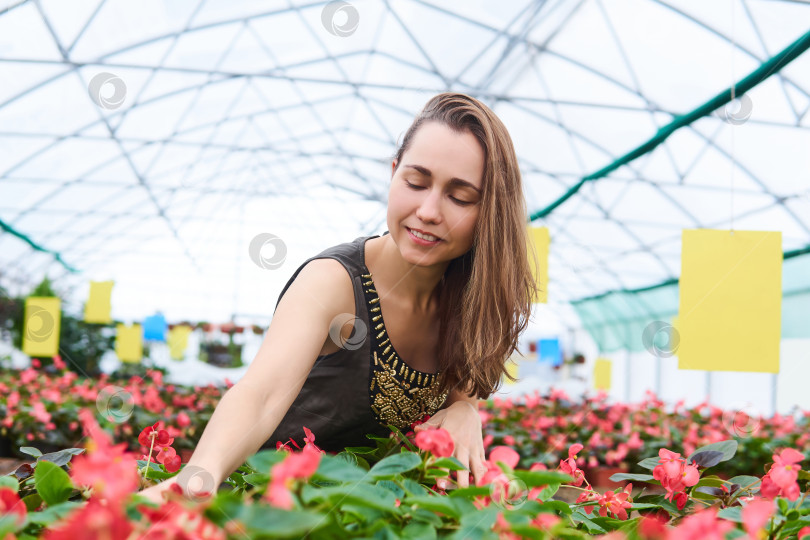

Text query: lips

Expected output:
[407,227,442,241]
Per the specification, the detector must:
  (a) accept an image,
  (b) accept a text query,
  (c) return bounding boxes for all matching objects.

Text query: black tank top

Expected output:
[263,232,450,453]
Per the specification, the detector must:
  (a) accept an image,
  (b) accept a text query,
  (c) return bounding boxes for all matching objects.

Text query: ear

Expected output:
[391,159,397,178]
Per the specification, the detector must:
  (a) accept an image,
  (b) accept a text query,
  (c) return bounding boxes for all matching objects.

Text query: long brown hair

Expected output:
[391,92,541,399]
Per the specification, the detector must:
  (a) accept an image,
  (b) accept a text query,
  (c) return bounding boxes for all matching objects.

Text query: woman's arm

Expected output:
[137,258,353,502]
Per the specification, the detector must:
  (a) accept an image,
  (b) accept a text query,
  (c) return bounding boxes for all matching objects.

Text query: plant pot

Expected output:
[586,465,629,489]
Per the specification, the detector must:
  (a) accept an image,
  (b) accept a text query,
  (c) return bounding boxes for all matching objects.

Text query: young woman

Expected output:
[139,92,539,503]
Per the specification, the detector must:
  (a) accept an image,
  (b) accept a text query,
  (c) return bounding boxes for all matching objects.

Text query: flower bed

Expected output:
[0,366,225,458]
[1,409,809,539]
[481,389,810,480]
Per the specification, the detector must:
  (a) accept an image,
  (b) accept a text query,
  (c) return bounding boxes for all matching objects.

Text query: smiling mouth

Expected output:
[406,227,442,242]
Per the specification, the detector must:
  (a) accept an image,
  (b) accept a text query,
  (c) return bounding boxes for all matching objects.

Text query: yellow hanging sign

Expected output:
[22,297,61,357]
[593,358,612,390]
[527,225,550,304]
[84,280,114,324]
[503,358,520,385]
[168,325,193,360]
[678,229,782,373]
[115,323,143,363]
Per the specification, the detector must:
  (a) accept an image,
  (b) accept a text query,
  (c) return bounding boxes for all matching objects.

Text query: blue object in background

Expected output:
[143,313,167,341]
[539,338,562,367]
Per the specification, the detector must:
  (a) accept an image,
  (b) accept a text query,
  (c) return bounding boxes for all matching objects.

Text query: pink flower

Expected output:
[798,526,810,539]
[652,448,699,507]
[576,489,600,514]
[265,447,322,510]
[742,499,774,540]
[769,448,803,488]
[559,443,586,486]
[156,446,182,473]
[176,411,191,428]
[0,487,27,527]
[760,447,804,501]
[531,513,560,530]
[668,508,733,540]
[597,484,633,520]
[138,421,174,449]
[414,427,455,458]
[53,355,67,370]
[70,409,140,502]
[44,497,134,540]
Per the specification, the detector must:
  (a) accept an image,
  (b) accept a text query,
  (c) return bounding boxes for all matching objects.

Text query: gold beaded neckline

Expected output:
[361,269,448,429]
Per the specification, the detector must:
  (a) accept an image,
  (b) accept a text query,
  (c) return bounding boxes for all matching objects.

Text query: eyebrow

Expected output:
[404,164,482,194]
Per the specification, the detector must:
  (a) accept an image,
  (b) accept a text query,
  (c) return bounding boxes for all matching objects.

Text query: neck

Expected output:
[368,234,447,314]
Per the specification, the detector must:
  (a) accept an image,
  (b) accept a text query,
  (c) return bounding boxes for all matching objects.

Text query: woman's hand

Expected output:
[414,401,487,488]
[135,477,180,506]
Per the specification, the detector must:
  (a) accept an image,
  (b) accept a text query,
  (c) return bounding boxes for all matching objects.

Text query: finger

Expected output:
[471,455,487,487]
[455,448,470,488]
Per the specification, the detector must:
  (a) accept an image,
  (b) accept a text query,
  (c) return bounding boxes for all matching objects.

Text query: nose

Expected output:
[415,187,442,224]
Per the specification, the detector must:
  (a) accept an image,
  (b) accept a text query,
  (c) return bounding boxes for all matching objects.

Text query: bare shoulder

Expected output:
[293,257,355,318]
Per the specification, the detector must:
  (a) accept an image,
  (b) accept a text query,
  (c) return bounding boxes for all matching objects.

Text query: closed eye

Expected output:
[405,181,473,206]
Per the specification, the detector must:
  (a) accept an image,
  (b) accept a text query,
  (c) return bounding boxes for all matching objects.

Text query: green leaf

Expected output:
[409,507,443,527]
[34,460,74,505]
[541,500,573,515]
[728,476,761,491]
[246,450,286,473]
[404,495,461,518]
[448,486,491,498]
[0,477,19,492]
[240,505,326,537]
[38,448,85,468]
[401,478,429,496]
[570,510,606,534]
[241,473,269,486]
[19,447,42,458]
[401,521,438,540]
[321,482,400,514]
[688,440,737,463]
[21,493,42,512]
[637,457,661,470]
[629,503,662,510]
[369,452,422,479]
[695,476,726,488]
[136,460,176,481]
[511,469,574,488]
[312,454,369,483]
[429,457,468,471]
[25,501,82,526]
[718,506,744,523]
[344,445,378,455]
[609,473,655,482]
[538,483,560,502]
[377,479,405,499]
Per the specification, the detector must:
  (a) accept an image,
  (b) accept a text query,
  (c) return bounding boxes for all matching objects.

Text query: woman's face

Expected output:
[387,121,484,267]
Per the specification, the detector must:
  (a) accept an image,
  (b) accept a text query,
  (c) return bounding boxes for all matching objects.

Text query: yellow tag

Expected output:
[22,297,61,357]
[84,280,114,324]
[678,229,782,373]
